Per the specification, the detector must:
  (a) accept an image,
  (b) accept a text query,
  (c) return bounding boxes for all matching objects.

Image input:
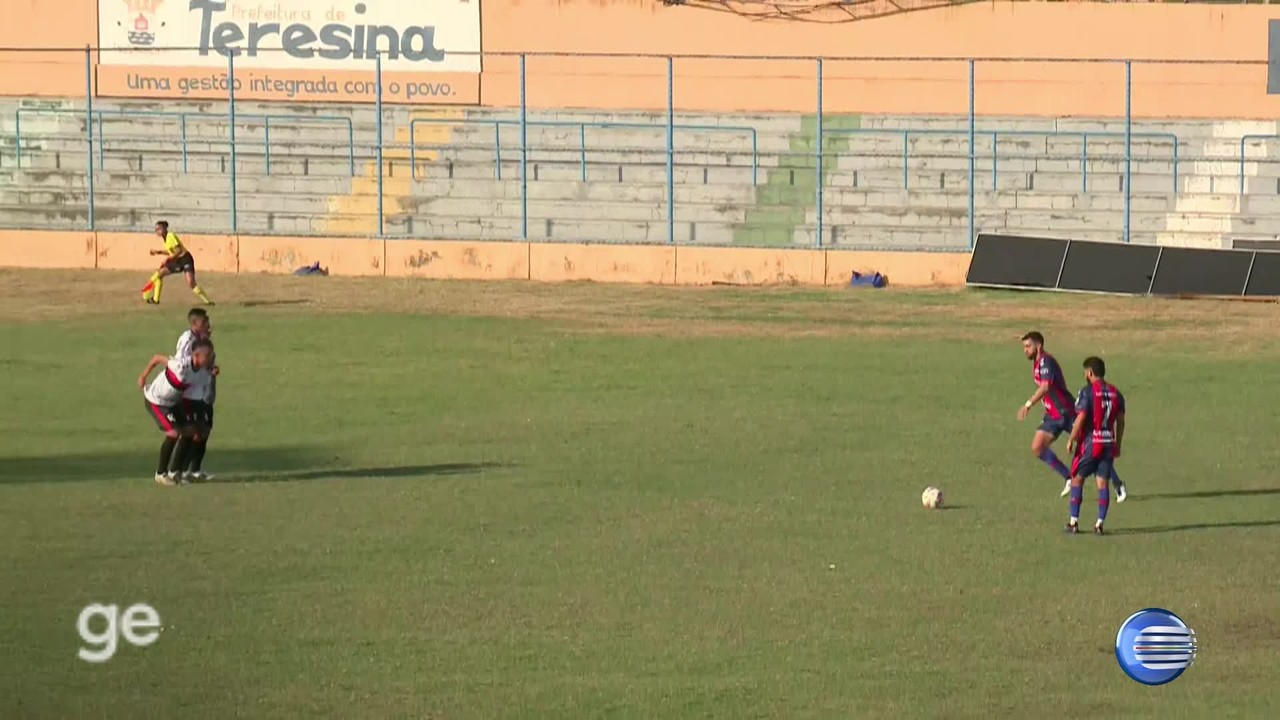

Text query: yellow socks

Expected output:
[152,276,164,303]
[141,272,160,299]
[192,285,212,304]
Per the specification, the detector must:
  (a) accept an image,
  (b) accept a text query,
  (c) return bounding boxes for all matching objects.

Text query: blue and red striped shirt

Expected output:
[1033,352,1075,421]
[1074,380,1126,458]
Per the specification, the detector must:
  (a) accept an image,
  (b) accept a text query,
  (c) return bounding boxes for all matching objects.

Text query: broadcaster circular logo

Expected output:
[1115,608,1197,686]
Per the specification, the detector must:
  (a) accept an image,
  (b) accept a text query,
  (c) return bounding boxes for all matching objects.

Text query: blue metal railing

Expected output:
[13,107,355,176]
[824,128,1180,193]
[11,49,1265,247]
[1238,135,1280,193]
[406,118,758,185]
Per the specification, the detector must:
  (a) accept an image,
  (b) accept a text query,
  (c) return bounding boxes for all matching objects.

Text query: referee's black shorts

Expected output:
[164,254,195,274]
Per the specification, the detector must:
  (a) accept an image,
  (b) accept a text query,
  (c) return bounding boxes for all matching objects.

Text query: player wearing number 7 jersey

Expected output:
[1065,356,1126,535]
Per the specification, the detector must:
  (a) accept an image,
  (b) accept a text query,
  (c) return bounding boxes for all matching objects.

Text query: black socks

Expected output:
[158,436,178,475]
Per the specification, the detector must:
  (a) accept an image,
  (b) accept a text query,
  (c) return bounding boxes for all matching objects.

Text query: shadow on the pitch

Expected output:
[1130,488,1280,502]
[0,446,319,484]
[213,462,513,483]
[938,505,968,511]
[1112,519,1280,536]
[237,299,311,308]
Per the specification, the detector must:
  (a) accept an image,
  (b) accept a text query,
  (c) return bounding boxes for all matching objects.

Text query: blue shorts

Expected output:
[1037,415,1074,440]
[1072,452,1114,481]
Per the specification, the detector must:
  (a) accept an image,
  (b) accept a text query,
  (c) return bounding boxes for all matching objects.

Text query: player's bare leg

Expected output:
[1032,430,1073,497]
[185,270,213,305]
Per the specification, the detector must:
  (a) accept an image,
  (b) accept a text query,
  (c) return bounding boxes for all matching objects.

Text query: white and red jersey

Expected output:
[175,330,214,401]
[176,329,198,361]
[144,356,209,407]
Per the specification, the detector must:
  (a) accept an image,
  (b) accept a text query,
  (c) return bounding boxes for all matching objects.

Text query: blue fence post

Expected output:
[520,54,528,240]
[968,59,975,250]
[228,51,238,234]
[816,57,824,248]
[1123,60,1132,245]
[376,52,384,237]
[667,56,675,245]
[84,46,95,232]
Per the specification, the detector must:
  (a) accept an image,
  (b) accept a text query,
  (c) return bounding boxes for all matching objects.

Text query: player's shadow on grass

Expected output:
[1131,488,1280,502]
[1112,519,1280,536]
[0,446,320,484]
[215,462,513,483]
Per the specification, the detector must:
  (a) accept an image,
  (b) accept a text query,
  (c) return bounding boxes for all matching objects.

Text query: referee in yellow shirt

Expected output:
[141,220,213,305]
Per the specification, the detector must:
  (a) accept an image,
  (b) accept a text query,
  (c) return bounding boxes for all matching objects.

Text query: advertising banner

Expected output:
[96,0,480,103]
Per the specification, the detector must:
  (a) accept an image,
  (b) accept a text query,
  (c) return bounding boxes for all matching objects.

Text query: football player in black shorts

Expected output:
[172,308,218,480]
[141,220,214,306]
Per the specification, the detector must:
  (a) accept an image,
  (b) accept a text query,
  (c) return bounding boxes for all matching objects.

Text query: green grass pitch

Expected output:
[1,269,1279,718]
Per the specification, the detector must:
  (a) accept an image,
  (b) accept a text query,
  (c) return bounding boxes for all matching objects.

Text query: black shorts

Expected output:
[185,400,214,429]
[164,254,195,274]
[144,399,184,433]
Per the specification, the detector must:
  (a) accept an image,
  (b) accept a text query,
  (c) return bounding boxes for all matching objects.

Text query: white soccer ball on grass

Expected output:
[921,486,944,510]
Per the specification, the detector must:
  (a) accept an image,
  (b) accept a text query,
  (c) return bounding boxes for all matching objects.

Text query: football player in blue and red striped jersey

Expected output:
[1065,356,1126,535]
[1017,331,1078,497]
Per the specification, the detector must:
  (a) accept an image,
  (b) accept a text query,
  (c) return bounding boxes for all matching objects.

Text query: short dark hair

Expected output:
[1021,331,1045,345]
[155,220,169,231]
[188,308,208,322]
[1083,356,1106,378]
[191,339,214,353]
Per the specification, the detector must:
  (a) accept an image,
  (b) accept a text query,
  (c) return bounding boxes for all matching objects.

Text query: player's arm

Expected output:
[1114,412,1125,457]
[137,354,168,388]
[1018,381,1051,419]
[1066,387,1090,455]
[1066,412,1088,455]
[1026,382,1050,408]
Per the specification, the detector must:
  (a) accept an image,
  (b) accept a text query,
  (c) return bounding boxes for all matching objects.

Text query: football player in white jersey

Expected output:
[138,339,214,486]
[175,308,217,481]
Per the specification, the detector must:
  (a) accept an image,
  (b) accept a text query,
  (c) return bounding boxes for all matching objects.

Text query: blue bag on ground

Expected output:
[294,262,329,277]
[850,270,887,288]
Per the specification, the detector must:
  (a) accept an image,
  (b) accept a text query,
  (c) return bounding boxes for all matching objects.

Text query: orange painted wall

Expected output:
[530,243,676,284]
[238,236,385,276]
[386,240,530,280]
[0,1,96,97]
[0,230,96,269]
[93,232,239,272]
[477,2,1277,118]
[0,232,968,287]
[674,247,826,286]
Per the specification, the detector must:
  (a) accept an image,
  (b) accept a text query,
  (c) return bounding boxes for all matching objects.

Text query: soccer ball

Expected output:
[921,486,944,509]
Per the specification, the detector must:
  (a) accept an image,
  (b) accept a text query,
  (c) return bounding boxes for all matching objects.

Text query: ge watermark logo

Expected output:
[1115,607,1197,685]
[76,603,162,663]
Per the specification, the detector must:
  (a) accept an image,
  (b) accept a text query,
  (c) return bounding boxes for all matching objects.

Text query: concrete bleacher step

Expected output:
[407,179,756,204]
[384,215,738,245]
[2,95,1278,252]
[412,197,745,224]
